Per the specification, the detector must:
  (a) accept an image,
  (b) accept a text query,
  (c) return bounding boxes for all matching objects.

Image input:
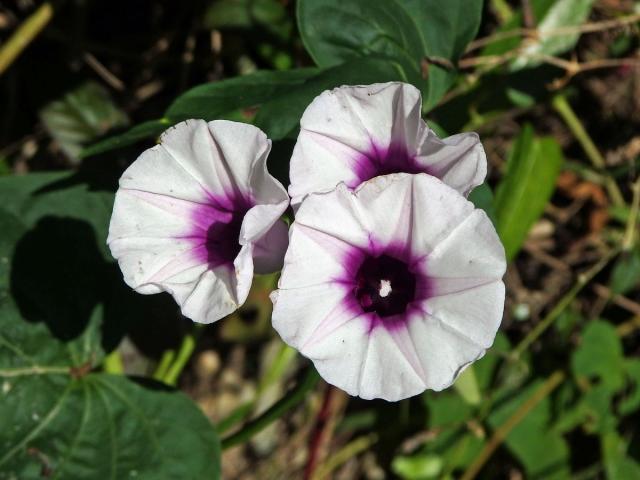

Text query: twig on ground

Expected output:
[83,52,125,91]
[0,3,53,76]
[466,13,640,53]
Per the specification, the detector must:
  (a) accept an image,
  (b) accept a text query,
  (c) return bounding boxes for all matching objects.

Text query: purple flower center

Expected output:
[354,254,417,317]
[205,209,246,267]
[187,191,254,269]
[351,141,427,187]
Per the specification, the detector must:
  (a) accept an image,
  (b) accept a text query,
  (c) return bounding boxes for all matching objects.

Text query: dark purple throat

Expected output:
[204,208,246,268]
[351,141,426,187]
[354,254,417,318]
[187,191,253,269]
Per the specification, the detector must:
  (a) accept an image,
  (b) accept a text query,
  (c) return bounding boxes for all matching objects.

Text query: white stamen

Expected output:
[379,279,392,298]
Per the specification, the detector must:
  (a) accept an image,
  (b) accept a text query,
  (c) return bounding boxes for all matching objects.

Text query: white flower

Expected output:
[108,119,289,324]
[271,173,505,401]
[288,82,487,208]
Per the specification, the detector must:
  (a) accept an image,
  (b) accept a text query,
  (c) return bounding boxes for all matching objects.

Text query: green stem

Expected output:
[163,330,198,386]
[0,3,54,76]
[311,434,378,480]
[221,367,320,450]
[217,343,296,434]
[622,177,640,251]
[103,350,124,374]
[511,248,618,359]
[490,0,514,25]
[552,94,625,207]
[152,349,176,381]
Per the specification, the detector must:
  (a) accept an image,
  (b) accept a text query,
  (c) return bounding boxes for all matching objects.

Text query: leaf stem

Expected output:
[460,370,565,480]
[552,94,625,207]
[217,342,296,434]
[0,3,54,76]
[221,367,320,450]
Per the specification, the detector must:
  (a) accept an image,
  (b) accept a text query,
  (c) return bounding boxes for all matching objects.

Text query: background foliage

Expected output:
[1,0,639,478]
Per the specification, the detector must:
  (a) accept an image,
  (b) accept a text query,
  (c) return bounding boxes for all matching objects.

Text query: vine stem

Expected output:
[221,367,320,450]
[0,3,54,76]
[460,370,565,480]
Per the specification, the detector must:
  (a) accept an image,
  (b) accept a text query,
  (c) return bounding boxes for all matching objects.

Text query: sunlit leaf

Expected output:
[512,0,595,70]
[494,124,563,260]
[453,366,481,405]
[572,320,625,392]
[602,431,640,480]
[392,453,443,480]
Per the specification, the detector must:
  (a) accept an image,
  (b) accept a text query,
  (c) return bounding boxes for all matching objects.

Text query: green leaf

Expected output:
[511,0,595,70]
[40,82,129,162]
[453,366,481,405]
[0,305,220,479]
[297,0,483,109]
[601,431,640,480]
[166,68,319,121]
[619,359,640,416]
[86,59,402,155]
[488,379,571,479]
[494,124,563,260]
[0,172,113,258]
[81,119,170,159]
[254,58,403,139]
[0,174,221,478]
[609,248,640,295]
[572,320,625,392]
[204,0,292,38]
[468,183,497,225]
[392,453,443,480]
[0,172,165,354]
[422,391,485,473]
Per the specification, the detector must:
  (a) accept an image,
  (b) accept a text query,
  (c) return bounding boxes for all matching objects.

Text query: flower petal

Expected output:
[289,82,487,207]
[272,173,505,400]
[108,119,289,324]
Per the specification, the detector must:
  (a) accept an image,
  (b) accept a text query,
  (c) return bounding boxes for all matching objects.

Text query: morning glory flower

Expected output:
[288,82,487,208]
[108,119,289,324]
[271,173,505,401]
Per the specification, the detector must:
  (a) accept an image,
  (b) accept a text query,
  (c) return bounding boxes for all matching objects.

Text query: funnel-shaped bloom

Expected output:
[108,119,289,324]
[272,173,505,401]
[288,82,487,208]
